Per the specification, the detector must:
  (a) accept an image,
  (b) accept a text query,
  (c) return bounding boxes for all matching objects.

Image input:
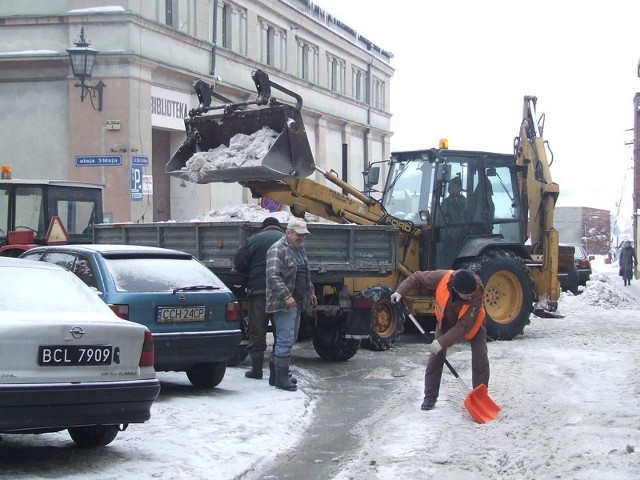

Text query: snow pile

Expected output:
[185,127,279,182]
[560,272,639,313]
[191,203,291,223]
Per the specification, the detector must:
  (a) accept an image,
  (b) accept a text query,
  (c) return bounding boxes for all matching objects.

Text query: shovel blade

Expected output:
[463,384,501,424]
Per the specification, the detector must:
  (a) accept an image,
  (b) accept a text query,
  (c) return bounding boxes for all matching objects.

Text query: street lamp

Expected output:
[66,27,105,111]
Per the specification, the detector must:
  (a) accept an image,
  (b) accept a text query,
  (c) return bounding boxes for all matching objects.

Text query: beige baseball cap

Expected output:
[287,218,310,235]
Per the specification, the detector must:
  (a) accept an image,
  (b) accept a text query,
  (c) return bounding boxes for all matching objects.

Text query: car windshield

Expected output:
[1,265,107,312]
[104,257,226,292]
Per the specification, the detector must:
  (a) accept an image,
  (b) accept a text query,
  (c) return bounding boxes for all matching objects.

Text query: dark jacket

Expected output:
[441,193,468,224]
[265,236,314,313]
[395,269,484,349]
[233,225,284,295]
[620,245,637,270]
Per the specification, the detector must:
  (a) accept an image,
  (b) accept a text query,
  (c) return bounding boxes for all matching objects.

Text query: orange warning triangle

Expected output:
[45,216,70,244]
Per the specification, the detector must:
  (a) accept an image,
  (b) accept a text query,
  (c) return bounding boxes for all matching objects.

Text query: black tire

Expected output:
[359,285,404,351]
[460,250,533,340]
[186,361,227,388]
[68,424,119,447]
[311,322,360,361]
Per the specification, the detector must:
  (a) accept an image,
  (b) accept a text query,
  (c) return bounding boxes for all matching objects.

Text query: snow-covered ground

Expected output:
[2,256,639,479]
[333,257,640,480]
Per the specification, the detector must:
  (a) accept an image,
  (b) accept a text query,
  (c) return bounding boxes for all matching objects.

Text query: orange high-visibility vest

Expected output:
[434,270,485,340]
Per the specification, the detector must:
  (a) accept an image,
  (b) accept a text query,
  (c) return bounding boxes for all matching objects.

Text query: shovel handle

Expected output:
[404,308,470,391]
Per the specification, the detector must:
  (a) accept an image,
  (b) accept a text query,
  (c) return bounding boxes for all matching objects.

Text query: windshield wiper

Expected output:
[173,285,221,293]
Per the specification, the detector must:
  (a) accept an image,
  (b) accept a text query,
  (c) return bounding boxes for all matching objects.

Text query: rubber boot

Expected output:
[269,354,296,386]
[245,351,264,379]
[274,356,297,391]
[268,354,276,386]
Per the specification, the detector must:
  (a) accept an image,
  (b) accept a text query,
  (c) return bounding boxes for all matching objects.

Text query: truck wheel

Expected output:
[68,424,119,447]
[461,250,533,340]
[186,361,227,388]
[311,321,360,361]
[359,285,404,351]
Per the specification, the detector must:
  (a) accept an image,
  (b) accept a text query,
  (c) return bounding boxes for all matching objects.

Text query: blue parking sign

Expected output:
[131,167,143,201]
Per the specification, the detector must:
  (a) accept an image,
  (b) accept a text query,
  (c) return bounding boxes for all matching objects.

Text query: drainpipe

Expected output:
[364,62,372,169]
[210,0,218,76]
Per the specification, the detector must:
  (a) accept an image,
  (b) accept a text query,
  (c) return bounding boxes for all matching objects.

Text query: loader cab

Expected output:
[0,178,103,257]
[383,149,523,270]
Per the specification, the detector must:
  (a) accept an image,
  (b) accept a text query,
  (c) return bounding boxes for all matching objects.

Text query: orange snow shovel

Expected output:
[406,311,501,423]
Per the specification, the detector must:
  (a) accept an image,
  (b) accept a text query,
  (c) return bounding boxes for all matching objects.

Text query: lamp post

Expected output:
[66,27,105,111]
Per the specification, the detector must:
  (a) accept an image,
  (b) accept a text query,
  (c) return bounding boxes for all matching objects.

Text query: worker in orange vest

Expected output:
[391,269,490,411]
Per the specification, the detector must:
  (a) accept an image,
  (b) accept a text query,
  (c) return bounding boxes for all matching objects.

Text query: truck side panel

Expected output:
[94,222,399,285]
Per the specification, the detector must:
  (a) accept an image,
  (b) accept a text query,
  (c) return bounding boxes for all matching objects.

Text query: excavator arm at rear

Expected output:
[515,96,561,315]
[241,169,422,281]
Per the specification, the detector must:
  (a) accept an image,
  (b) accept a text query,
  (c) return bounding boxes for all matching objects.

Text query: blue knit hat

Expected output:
[452,269,477,294]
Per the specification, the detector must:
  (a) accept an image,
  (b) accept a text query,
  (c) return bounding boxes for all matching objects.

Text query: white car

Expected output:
[0,257,160,447]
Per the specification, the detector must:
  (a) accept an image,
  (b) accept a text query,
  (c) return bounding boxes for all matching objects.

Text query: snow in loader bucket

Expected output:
[165,102,315,184]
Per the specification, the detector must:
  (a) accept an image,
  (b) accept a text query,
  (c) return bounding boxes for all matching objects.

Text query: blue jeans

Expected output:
[273,306,301,358]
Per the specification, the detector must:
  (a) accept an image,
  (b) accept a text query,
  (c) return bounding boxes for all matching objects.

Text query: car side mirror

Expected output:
[589,255,595,261]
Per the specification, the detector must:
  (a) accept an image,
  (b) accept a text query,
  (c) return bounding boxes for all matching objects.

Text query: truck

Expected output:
[93,221,399,362]
[160,70,562,355]
[0,172,103,257]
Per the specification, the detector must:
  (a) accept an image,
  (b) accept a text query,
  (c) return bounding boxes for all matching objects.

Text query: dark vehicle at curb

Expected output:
[20,244,242,389]
[0,257,159,447]
[558,243,593,294]
[558,244,580,294]
[568,243,593,286]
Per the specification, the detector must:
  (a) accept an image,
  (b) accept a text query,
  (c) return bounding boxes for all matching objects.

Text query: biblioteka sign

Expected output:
[151,86,193,130]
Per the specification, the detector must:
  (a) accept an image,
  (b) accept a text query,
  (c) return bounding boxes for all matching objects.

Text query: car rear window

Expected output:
[104,257,226,292]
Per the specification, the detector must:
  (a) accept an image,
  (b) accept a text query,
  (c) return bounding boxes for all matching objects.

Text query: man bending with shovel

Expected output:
[391,269,490,411]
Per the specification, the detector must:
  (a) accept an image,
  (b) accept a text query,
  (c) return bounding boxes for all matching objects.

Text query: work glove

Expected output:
[390,292,402,304]
[428,339,442,355]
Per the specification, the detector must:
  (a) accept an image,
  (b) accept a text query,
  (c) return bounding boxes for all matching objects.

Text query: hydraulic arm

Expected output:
[515,95,560,309]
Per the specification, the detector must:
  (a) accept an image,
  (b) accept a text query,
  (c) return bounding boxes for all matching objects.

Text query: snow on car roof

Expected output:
[0,256,64,270]
[25,244,191,257]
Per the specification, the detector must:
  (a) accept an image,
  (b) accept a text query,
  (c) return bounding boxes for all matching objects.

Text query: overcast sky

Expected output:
[314,0,640,224]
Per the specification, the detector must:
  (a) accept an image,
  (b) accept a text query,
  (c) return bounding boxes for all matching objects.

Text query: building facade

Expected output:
[554,206,611,255]
[634,91,640,248]
[0,0,393,222]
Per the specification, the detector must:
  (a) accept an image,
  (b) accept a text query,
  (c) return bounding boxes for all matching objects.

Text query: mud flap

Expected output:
[344,305,374,338]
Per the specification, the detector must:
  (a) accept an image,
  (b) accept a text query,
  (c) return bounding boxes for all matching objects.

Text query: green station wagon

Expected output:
[21,244,242,388]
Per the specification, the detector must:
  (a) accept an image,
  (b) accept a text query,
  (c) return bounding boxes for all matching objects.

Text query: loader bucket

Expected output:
[165,103,315,184]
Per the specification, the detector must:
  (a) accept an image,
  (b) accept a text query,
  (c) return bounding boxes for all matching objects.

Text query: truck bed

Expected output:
[93,222,399,285]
